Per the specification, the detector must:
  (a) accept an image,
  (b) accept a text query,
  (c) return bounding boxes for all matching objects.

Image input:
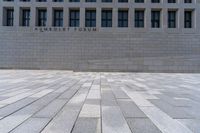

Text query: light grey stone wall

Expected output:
[0,27,199,72]
[0,0,200,72]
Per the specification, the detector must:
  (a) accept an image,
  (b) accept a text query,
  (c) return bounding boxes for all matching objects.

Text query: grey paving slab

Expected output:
[112,89,130,99]
[0,93,60,133]
[156,94,193,107]
[0,97,37,117]
[10,117,50,133]
[126,118,162,133]
[34,99,67,118]
[0,84,32,95]
[0,92,35,105]
[150,99,194,119]
[72,118,101,133]
[87,89,101,100]
[122,87,154,107]
[101,89,116,101]
[140,106,193,133]
[82,82,93,88]
[177,119,200,133]
[101,99,118,107]
[41,88,89,133]
[30,89,54,98]
[54,80,77,93]
[58,87,80,99]
[117,99,147,118]
[0,84,61,117]
[0,85,52,109]
[79,99,100,118]
[0,71,199,133]
[102,106,132,133]
[1,89,31,97]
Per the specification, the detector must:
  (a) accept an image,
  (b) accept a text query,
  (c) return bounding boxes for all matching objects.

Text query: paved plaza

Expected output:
[0,70,199,133]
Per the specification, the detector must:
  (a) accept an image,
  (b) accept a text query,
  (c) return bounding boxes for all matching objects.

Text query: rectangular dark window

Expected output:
[53,9,63,27]
[53,0,63,2]
[118,0,128,2]
[37,9,47,26]
[135,0,144,3]
[69,9,80,27]
[184,0,192,3]
[6,9,14,26]
[86,0,96,2]
[85,10,96,27]
[3,0,14,1]
[69,0,80,2]
[168,0,176,3]
[22,9,30,26]
[102,0,112,2]
[20,0,30,2]
[168,11,176,28]
[152,0,160,3]
[151,10,160,28]
[37,0,47,2]
[184,11,192,28]
[101,10,112,27]
[135,10,144,28]
[118,10,128,27]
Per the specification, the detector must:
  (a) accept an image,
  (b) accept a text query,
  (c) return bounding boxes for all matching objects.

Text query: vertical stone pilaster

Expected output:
[47,7,52,27]
[64,7,69,27]
[196,3,200,32]
[113,8,118,28]
[96,7,101,28]
[146,8,151,29]
[30,7,36,27]
[163,8,168,29]
[193,8,196,29]
[179,8,184,29]
[0,4,3,26]
[80,7,85,27]
[14,6,20,27]
[129,7,134,28]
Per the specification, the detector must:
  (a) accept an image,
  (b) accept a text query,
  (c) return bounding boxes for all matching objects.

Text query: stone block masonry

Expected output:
[0,0,200,72]
[0,27,199,72]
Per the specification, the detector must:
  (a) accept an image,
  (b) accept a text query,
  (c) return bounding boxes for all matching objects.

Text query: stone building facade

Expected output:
[0,0,200,72]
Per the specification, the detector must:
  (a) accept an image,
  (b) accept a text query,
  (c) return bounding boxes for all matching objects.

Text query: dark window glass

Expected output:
[6,9,14,26]
[135,0,144,3]
[69,9,80,27]
[101,10,112,27]
[151,10,160,28]
[69,0,80,2]
[135,10,144,28]
[20,0,30,2]
[118,10,128,27]
[168,11,176,28]
[3,0,14,1]
[184,11,192,28]
[37,0,47,2]
[22,9,30,26]
[53,0,63,2]
[168,0,176,3]
[152,0,160,3]
[184,0,192,3]
[53,9,63,27]
[102,0,112,2]
[37,9,47,26]
[118,0,128,2]
[85,10,96,27]
[86,0,96,2]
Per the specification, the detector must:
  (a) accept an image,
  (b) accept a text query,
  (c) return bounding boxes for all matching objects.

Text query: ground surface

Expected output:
[0,70,199,133]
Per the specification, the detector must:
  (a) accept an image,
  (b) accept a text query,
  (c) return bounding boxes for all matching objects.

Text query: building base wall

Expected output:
[0,27,200,72]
